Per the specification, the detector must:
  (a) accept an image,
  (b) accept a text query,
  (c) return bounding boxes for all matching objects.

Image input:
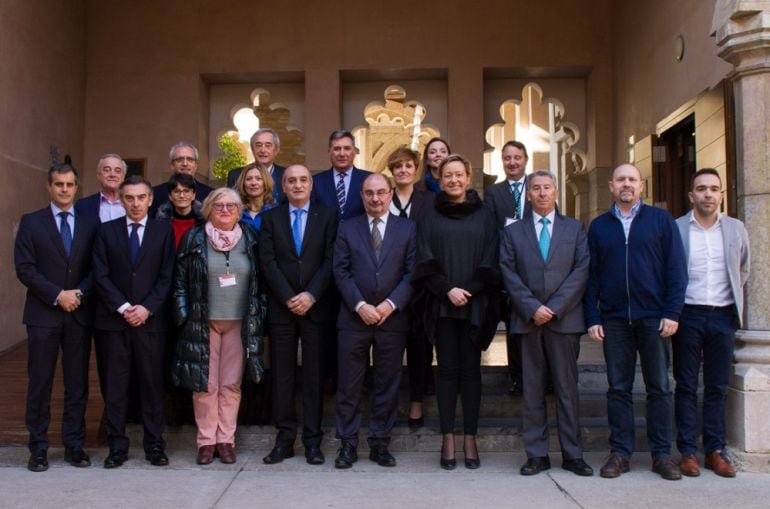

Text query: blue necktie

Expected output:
[292,209,304,256]
[58,211,72,256]
[336,172,347,211]
[539,217,551,261]
[129,222,141,264]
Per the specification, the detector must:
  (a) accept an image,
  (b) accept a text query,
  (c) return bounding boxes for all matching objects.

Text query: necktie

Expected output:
[539,217,551,261]
[292,209,304,256]
[58,211,72,256]
[511,182,522,220]
[336,172,347,210]
[371,217,382,259]
[129,222,141,264]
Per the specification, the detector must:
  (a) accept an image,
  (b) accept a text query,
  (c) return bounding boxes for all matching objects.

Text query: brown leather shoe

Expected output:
[196,445,216,465]
[599,453,629,478]
[705,450,736,478]
[217,443,237,464]
[679,454,700,477]
[652,457,682,480]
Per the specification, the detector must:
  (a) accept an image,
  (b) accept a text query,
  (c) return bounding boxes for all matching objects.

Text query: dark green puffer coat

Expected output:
[171,222,267,392]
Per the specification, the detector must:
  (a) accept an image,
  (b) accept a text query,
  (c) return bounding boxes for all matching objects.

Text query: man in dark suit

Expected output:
[484,140,532,395]
[311,130,371,222]
[92,175,176,468]
[500,169,592,477]
[74,153,126,222]
[227,128,286,203]
[259,164,338,466]
[150,142,212,215]
[15,164,99,472]
[333,173,416,469]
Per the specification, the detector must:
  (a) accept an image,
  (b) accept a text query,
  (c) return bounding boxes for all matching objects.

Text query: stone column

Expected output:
[712,0,770,471]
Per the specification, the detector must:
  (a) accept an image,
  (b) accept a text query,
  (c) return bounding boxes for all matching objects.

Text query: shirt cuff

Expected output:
[354,301,366,312]
[385,299,396,311]
[117,302,131,314]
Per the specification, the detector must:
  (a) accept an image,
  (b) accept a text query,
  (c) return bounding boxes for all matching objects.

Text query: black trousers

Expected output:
[406,330,433,403]
[95,328,166,453]
[435,318,482,435]
[269,317,326,448]
[335,328,407,448]
[26,316,91,454]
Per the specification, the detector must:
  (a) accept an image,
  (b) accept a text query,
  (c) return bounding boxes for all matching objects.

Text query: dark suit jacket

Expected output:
[227,164,286,204]
[333,213,416,332]
[311,167,371,221]
[74,192,101,219]
[258,202,338,324]
[499,212,589,334]
[14,206,99,328]
[150,179,212,216]
[92,216,175,332]
[484,180,532,229]
[406,189,434,223]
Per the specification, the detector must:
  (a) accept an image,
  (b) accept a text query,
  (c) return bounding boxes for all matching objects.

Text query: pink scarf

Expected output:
[205,221,243,252]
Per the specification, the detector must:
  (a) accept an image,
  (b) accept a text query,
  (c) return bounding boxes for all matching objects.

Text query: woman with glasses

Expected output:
[411,154,500,470]
[155,173,204,247]
[172,188,267,465]
[235,163,276,231]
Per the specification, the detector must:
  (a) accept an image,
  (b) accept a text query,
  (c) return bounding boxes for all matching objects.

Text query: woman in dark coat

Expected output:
[172,187,267,465]
[412,154,500,470]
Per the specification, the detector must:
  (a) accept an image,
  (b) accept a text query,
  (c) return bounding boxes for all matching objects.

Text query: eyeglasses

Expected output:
[212,202,238,212]
[172,156,197,164]
[363,189,392,198]
[170,188,193,196]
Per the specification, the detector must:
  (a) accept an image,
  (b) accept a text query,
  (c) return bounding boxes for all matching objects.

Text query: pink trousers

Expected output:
[193,320,244,447]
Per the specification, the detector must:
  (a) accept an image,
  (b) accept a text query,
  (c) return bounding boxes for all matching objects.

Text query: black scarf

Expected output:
[434,189,483,219]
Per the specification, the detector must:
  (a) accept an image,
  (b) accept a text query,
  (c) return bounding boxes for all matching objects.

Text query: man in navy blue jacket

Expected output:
[584,164,687,481]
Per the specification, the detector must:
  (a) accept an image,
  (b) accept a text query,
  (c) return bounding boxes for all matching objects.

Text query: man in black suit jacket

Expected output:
[484,140,532,395]
[93,175,175,469]
[332,173,416,469]
[74,153,127,222]
[150,142,212,215]
[259,165,338,466]
[227,128,286,203]
[15,164,100,472]
[500,170,592,477]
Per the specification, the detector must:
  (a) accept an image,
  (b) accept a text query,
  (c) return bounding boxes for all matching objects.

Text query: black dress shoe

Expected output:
[64,447,91,468]
[263,444,295,464]
[335,442,358,469]
[407,416,424,430]
[305,445,325,465]
[520,456,551,475]
[369,445,396,467]
[27,452,48,472]
[145,447,169,466]
[103,451,128,469]
[562,457,593,476]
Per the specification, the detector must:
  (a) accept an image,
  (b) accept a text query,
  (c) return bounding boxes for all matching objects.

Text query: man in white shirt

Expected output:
[674,168,750,478]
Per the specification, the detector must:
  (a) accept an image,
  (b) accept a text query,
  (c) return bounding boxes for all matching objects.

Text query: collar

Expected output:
[367,213,389,228]
[334,167,353,176]
[612,199,642,219]
[508,176,526,187]
[125,215,148,227]
[289,202,310,214]
[99,191,121,203]
[533,209,556,225]
[50,203,73,217]
[688,210,722,230]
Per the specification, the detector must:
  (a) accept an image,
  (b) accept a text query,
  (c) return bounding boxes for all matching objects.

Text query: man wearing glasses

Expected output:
[151,142,213,215]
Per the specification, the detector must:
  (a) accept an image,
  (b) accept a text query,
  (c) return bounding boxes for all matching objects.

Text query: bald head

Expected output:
[609,163,644,209]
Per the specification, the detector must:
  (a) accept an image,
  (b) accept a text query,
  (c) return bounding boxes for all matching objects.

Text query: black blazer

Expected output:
[258,202,338,324]
[406,189,434,223]
[484,180,532,229]
[227,164,286,204]
[311,167,372,221]
[92,217,175,331]
[14,206,99,328]
[74,192,101,219]
[333,214,416,332]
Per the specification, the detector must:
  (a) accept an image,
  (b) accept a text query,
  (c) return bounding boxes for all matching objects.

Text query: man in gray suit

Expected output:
[499,170,592,477]
[673,168,750,478]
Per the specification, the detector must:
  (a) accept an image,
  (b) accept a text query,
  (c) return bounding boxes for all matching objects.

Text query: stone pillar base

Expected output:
[727,329,770,472]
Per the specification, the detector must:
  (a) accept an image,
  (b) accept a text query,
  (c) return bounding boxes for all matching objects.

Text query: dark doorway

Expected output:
[654,115,696,218]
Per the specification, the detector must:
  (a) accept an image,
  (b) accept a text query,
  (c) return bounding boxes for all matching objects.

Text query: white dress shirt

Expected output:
[685,212,733,307]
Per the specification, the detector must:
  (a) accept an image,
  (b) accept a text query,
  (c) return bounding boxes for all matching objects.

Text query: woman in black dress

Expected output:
[412,154,500,470]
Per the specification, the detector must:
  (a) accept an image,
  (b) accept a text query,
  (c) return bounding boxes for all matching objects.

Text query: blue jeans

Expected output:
[603,318,673,459]
[672,305,737,455]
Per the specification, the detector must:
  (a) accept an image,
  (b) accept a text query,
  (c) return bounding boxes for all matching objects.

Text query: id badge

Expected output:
[219,274,237,287]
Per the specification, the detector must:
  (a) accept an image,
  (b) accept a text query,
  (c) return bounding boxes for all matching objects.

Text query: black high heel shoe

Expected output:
[440,445,457,470]
[464,437,480,469]
[408,416,424,430]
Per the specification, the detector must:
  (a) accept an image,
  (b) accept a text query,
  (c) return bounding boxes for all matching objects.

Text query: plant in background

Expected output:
[212,132,247,180]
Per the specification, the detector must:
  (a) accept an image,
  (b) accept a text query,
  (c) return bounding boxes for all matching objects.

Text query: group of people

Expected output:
[15,128,749,482]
